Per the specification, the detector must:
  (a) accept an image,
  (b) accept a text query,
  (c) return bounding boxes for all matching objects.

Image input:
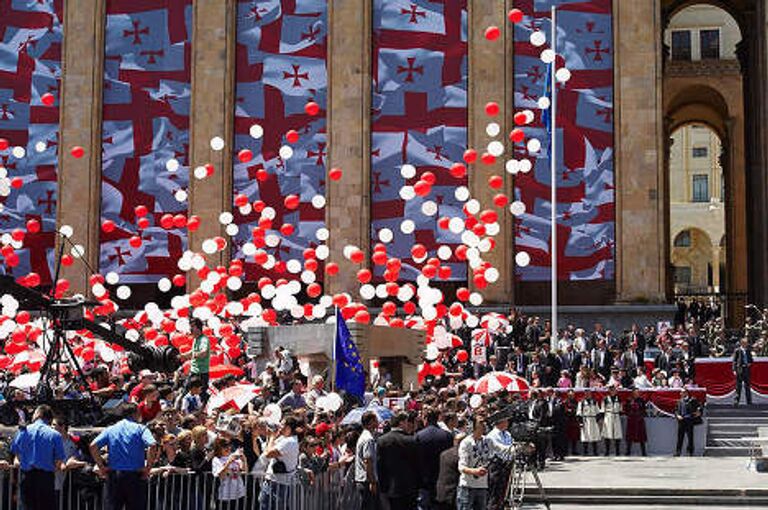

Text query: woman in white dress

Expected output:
[577,389,602,455]
[602,386,623,456]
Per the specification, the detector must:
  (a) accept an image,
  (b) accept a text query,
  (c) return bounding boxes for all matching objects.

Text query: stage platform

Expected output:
[525,456,768,507]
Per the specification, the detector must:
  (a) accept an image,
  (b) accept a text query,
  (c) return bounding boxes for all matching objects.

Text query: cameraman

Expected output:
[259,416,299,510]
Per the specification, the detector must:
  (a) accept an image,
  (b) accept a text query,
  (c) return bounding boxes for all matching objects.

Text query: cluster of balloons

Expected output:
[0,6,568,380]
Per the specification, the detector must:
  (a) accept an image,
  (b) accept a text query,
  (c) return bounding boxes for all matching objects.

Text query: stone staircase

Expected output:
[704,404,768,457]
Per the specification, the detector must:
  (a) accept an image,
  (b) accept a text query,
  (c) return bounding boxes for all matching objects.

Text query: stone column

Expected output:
[467,0,513,303]
[188,0,236,283]
[57,0,105,294]
[613,0,666,302]
[326,0,371,296]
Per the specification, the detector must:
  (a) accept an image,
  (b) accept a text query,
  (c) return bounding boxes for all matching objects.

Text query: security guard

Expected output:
[10,404,65,509]
[90,402,158,510]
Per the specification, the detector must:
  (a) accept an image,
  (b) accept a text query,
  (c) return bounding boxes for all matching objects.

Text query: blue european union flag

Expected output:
[335,309,365,398]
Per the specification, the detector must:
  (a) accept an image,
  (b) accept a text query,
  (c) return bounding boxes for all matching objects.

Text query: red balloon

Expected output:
[449,303,463,317]
[284,194,300,210]
[414,180,431,197]
[411,244,427,260]
[350,249,365,264]
[41,92,55,106]
[514,111,529,125]
[307,282,322,298]
[70,146,85,159]
[456,287,470,301]
[484,26,501,41]
[493,193,509,207]
[129,236,142,248]
[187,215,201,231]
[463,149,477,164]
[16,311,30,324]
[137,217,150,230]
[353,310,370,324]
[508,8,524,24]
[357,269,372,284]
[481,153,496,166]
[485,102,500,116]
[256,169,269,181]
[135,205,149,218]
[286,130,300,143]
[421,171,436,185]
[510,128,525,143]
[160,214,174,229]
[325,262,339,276]
[450,163,467,179]
[382,301,397,316]
[238,149,253,163]
[101,220,116,233]
[172,274,186,287]
[403,301,417,315]
[173,214,187,228]
[61,254,74,267]
[488,175,503,189]
[305,101,320,116]
[280,223,295,236]
[456,350,469,363]
[480,209,498,224]
[81,347,95,361]
[437,217,450,230]
[11,229,24,242]
[329,167,343,181]
[0,139,8,150]
[25,219,40,234]
[234,194,249,207]
[10,178,23,189]
[26,273,40,287]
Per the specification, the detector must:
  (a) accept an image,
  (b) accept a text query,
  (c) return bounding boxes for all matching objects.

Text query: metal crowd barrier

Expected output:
[0,467,361,510]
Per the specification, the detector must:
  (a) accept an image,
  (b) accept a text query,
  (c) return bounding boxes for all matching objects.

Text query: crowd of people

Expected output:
[0,301,743,510]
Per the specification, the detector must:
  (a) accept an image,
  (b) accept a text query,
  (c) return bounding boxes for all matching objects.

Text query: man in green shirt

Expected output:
[188,318,210,401]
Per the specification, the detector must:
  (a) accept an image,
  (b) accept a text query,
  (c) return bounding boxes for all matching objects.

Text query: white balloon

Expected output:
[527,138,541,153]
[316,227,329,241]
[59,225,73,238]
[422,307,437,321]
[116,285,131,300]
[449,217,465,234]
[12,146,25,159]
[421,200,438,216]
[360,284,375,300]
[470,394,483,409]
[400,164,416,179]
[261,207,276,220]
[242,242,257,256]
[378,228,393,243]
[286,259,302,274]
[486,222,500,236]
[375,284,388,299]
[300,270,316,284]
[485,267,500,283]
[265,234,280,247]
[315,244,329,260]
[227,277,243,291]
[530,31,546,47]
[210,137,225,151]
[105,272,119,285]
[239,203,252,216]
[71,244,85,258]
[437,245,452,260]
[486,122,500,137]
[515,251,531,267]
[225,223,239,236]
[249,124,264,139]
[92,283,106,298]
[519,159,533,173]
[488,140,505,157]
[219,212,234,225]
[158,278,172,292]
[400,219,415,234]
[35,141,46,153]
[202,239,217,254]
[399,185,416,201]
[174,189,188,202]
[465,199,480,215]
[455,186,470,202]
[194,166,207,180]
[556,67,572,83]
[510,201,526,216]
[540,49,556,64]
[166,158,180,172]
[469,292,483,306]
[311,195,326,209]
[279,145,293,160]
[538,96,551,110]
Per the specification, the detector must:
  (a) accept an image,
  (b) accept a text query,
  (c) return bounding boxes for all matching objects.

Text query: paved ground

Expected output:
[536,456,765,490]
[524,506,765,510]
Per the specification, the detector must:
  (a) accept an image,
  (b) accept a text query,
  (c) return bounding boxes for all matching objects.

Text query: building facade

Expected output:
[0,0,767,320]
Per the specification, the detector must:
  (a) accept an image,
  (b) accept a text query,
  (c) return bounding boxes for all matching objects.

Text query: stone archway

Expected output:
[664,64,748,325]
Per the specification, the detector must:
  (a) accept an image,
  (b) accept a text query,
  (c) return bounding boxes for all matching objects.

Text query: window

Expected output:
[674,266,692,285]
[692,147,708,158]
[692,174,709,202]
[671,30,692,61]
[674,230,692,247]
[700,29,720,60]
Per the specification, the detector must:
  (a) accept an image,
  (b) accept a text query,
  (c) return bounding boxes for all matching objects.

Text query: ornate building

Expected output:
[0,0,766,324]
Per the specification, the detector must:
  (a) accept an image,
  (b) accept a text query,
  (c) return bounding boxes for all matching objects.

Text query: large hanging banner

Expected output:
[100,0,192,283]
[0,1,63,285]
[371,0,469,282]
[514,0,614,281]
[232,0,328,281]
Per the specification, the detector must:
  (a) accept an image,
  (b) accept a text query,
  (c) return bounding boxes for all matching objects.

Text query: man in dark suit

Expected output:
[547,388,567,460]
[512,346,528,379]
[527,354,543,383]
[378,412,421,509]
[528,390,550,468]
[559,344,581,379]
[435,435,462,510]
[415,408,453,510]
[733,337,754,406]
[655,346,675,376]
[539,344,561,387]
[591,340,613,381]
[675,388,702,456]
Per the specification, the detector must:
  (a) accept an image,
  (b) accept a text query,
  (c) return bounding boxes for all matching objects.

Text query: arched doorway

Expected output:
[663,3,748,325]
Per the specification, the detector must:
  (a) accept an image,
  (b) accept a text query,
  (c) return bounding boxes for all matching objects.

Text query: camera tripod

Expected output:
[505,451,551,510]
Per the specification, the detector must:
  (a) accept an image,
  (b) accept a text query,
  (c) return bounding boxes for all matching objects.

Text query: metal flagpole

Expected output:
[550,5,558,351]
[331,307,338,391]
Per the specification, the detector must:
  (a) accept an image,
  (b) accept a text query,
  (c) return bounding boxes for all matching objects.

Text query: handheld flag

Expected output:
[335,309,365,398]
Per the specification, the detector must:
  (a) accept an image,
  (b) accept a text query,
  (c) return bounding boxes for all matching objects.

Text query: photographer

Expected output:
[212,437,248,509]
[259,416,299,510]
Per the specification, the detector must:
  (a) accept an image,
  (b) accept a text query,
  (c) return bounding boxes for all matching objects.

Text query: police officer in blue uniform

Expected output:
[10,404,65,509]
[89,402,158,510]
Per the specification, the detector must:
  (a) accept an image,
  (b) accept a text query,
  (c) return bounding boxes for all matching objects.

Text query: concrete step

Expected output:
[525,494,768,506]
[525,486,768,506]
[703,446,752,456]
[707,429,757,438]
[706,438,757,447]
[706,416,768,423]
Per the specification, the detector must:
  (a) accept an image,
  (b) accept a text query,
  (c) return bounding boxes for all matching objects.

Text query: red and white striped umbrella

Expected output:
[473,371,530,394]
[480,313,510,332]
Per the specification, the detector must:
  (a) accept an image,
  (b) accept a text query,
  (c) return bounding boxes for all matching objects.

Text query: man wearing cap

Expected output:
[11,404,65,510]
[90,402,158,510]
[129,369,156,402]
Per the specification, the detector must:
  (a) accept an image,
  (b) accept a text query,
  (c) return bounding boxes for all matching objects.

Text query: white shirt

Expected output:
[265,435,299,485]
[355,429,377,483]
[458,434,514,489]
[212,455,246,501]
[634,374,652,389]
